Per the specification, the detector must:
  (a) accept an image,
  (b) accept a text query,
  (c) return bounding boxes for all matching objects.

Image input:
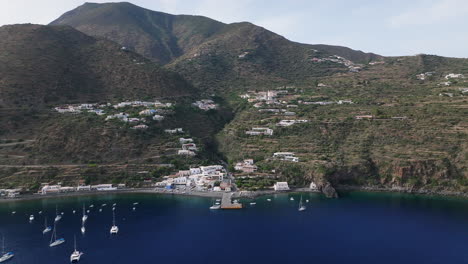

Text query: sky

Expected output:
[0,0,467,58]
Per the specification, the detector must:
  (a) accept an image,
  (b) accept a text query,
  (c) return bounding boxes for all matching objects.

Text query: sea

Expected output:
[0,191,467,264]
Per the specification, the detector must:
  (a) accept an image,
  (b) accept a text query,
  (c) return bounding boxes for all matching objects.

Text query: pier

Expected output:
[220,193,242,209]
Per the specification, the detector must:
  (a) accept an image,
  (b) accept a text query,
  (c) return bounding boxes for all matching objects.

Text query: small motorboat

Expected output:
[267,198,272,202]
[133,202,139,205]
[290,197,294,201]
[209,204,221,210]
[10,211,16,215]
[38,211,42,215]
[29,215,34,221]
[132,207,136,211]
[250,202,256,205]
[99,209,102,212]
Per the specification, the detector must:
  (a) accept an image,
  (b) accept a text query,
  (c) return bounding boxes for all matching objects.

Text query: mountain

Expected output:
[50,2,381,93]
[0,23,195,111]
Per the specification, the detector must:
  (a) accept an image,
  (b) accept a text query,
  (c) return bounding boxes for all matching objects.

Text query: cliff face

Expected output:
[327,158,466,194]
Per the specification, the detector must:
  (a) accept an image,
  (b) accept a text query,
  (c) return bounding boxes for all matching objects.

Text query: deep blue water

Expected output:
[0,192,467,264]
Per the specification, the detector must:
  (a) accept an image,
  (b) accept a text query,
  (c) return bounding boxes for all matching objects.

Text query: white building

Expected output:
[276,120,308,127]
[273,152,299,162]
[153,115,164,121]
[274,182,290,191]
[132,124,149,130]
[165,128,184,134]
[182,143,197,151]
[445,73,465,79]
[173,177,187,185]
[310,182,318,190]
[179,138,194,144]
[246,127,274,136]
[178,150,196,156]
[139,109,157,116]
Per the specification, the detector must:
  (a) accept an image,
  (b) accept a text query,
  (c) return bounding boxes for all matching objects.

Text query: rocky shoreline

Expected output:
[0,185,466,204]
[336,185,468,199]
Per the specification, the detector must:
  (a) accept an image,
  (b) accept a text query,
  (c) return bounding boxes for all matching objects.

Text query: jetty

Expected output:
[220,193,242,209]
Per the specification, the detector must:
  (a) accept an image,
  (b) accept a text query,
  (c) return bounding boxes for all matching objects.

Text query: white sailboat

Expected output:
[70,235,83,263]
[80,223,86,235]
[29,215,34,222]
[0,236,14,263]
[54,206,62,222]
[110,211,119,234]
[81,205,88,224]
[43,217,52,234]
[298,196,306,212]
[290,197,294,201]
[49,222,65,247]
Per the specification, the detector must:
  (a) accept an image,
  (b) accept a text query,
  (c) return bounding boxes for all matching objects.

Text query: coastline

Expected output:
[336,185,468,199]
[1,185,466,204]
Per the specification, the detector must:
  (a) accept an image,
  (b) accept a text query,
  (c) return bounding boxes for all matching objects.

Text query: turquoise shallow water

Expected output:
[0,191,467,264]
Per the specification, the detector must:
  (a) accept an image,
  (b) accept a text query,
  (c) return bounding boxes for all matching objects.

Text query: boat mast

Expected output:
[2,236,4,254]
[112,211,115,226]
[74,235,76,251]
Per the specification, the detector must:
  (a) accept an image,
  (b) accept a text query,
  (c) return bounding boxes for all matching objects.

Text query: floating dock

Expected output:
[220,193,243,209]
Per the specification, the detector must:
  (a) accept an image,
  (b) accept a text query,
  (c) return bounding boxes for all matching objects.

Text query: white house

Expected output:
[445,73,464,79]
[173,177,187,185]
[274,182,290,191]
[139,109,157,116]
[132,124,148,130]
[165,128,184,134]
[273,152,299,162]
[246,127,274,136]
[310,182,318,190]
[178,150,196,156]
[152,115,164,121]
[179,138,194,144]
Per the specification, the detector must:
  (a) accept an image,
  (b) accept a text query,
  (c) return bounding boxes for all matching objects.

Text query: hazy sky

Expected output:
[1,0,467,58]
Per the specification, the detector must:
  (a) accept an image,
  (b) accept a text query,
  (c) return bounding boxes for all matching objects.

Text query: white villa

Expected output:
[276,119,308,127]
[179,138,194,144]
[165,128,184,134]
[273,152,299,162]
[178,150,196,156]
[246,127,274,136]
[274,182,290,191]
[445,73,465,79]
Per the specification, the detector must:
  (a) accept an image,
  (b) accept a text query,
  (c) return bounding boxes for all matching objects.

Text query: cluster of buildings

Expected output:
[177,138,197,156]
[276,119,308,127]
[245,127,274,136]
[299,99,353,106]
[273,152,299,162]
[54,100,172,130]
[54,103,107,114]
[113,100,172,109]
[156,165,228,191]
[193,99,217,111]
[0,189,21,198]
[234,159,258,173]
[40,184,125,194]
[311,55,362,72]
